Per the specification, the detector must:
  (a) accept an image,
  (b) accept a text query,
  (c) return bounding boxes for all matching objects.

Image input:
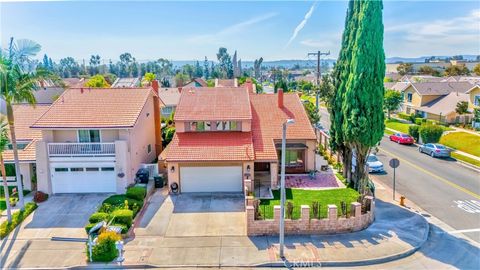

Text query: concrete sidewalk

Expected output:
[115,191,429,268]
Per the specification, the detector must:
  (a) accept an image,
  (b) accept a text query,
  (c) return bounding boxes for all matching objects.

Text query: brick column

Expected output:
[350,202,361,217]
[245,196,254,206]
[274,205,281,222]
[244,179,252,194]
[327,204,338,220]
[301,205,310,220]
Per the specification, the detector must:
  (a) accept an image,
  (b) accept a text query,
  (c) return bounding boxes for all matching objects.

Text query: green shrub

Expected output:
[408,125,420,141]
[111,209,133,227]
[414,117,426,125]
[0,202,37,238]
[419,124,444,143]
[89,212,111,223]
[85,223,96,234]
[397,113,411,121]
[126,186,146,201]
[90,231,120,262]
[111,223,129,234]
[103,195,143,208]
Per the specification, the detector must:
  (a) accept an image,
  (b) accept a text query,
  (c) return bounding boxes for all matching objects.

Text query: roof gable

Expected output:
[31,87,153,129]
[174,87,252,121]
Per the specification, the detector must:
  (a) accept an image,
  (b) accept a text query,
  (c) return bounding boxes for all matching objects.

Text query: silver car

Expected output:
[418,143,451,158]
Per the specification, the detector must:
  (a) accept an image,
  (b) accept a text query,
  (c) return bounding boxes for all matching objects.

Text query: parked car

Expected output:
[389,133,414,145]
[352,152,384,174]
[366,154,384,173]
[418,143,451,158]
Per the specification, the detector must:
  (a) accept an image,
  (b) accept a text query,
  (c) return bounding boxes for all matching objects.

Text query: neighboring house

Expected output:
[161,85,316,193]
[466,84,480,110]
[183,78,208,88]
[1,104,51,191]
[31,86,162,194]
[467,85,480,128]
[111,77,141,88]
[158,87,181,118]
[215,79,238,87]
[401,82,472,123]
[413,92,470,123]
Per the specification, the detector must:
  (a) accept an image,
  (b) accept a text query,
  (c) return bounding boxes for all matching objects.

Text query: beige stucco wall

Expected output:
[19,163,33,191]
[420,95,442,106]
[114,140,130,194]
[35,141,51,194]
[50,129,119,143]
[403,87,422,108]
[469,87,480,110]
[126,93,157,181]
[305,140,316,171]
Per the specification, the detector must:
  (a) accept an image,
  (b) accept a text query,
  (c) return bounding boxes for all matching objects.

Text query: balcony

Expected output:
[48,142,116,157]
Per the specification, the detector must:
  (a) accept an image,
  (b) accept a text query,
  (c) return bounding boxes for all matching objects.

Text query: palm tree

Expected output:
[0,117,12,222]
[1,38,59,209]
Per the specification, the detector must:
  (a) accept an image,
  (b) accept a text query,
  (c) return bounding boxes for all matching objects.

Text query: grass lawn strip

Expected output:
[259,188,360,219]
[451,152,480,167]
[385,119,411,134]
[440,132,480,157]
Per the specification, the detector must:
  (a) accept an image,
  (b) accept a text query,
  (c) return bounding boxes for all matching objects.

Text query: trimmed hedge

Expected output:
[397,113,411,121]
[408,125,420,142]
[89,212,111,223]
[419,124,444,143]
[112,209,133,227]
[126,186,146,201]
[0,202,38,238]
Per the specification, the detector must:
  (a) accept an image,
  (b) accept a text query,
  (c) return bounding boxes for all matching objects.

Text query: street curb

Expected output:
[78,214,430,269]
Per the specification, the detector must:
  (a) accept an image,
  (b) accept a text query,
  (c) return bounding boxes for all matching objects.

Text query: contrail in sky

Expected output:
[285,2,317,48]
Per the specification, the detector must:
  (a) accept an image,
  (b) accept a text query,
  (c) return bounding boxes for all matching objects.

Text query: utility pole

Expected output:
[307,51,330,109]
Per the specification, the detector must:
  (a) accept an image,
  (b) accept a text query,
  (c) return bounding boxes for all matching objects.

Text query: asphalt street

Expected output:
[318,108,480,243]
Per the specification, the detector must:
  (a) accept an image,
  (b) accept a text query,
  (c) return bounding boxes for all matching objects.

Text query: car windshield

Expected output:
[401,134,410,137]
[367,155,378,162]
[435,145,446,149]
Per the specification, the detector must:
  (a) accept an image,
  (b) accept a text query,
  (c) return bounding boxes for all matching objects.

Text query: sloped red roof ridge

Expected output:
[165,132,254,161]
[174,87,252,121]
[31,87,155,129]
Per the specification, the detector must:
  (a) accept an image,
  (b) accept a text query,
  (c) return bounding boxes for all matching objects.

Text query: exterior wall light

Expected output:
[170,166,175,173]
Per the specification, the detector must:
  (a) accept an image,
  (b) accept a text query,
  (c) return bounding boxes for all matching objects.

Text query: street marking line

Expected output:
[379,148,480,200]
[454,200,480,214]
[447,228,480,234]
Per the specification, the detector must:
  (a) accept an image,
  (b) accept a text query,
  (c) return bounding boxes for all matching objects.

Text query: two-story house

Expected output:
[161,83,316,193]
[31,86,162,194]
[466,84,480,128]
[401,82,472,123]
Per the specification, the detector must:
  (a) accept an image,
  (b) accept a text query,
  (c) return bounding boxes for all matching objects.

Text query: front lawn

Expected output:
[440,132,480,157]
[259,188,360,219]
[0,187,31,211]
[385,119,411,134]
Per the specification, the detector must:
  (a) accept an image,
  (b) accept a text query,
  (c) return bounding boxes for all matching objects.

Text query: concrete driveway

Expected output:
[135,192,246,237]
[1,194,108,269]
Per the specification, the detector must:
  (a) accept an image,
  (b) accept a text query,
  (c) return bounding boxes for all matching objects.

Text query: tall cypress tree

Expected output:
[341,0,385,194]
[330,0,359,182]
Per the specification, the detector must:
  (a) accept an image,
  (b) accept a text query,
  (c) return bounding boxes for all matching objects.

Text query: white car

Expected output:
[366,154,384,173]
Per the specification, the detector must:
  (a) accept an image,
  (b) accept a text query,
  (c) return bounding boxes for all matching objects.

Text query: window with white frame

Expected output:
[407,93,413,103]
[78,130,100,143]
[474,95,480,106]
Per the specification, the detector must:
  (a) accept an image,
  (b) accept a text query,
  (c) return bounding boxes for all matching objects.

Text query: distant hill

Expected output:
[170,55,478,68]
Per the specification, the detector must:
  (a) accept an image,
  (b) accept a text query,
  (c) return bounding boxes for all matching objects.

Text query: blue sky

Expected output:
[1,1,479,62]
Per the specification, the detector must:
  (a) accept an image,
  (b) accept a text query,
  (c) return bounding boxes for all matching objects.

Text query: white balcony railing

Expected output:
[48,142,115,157]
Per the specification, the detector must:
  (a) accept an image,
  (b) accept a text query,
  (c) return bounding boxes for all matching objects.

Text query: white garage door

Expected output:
[51,163,116,194]
[180,166,242,192]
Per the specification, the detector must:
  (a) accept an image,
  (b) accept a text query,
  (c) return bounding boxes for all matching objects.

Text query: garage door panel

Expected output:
[180,166,242,193]
[51,162,116,194]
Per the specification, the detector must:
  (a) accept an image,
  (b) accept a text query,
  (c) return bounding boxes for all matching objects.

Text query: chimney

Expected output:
[278,88,284,108]
[151,80,159,95]
[245,78,253,93]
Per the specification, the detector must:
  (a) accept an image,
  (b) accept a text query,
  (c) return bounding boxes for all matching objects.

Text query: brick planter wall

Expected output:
[245,196,375,235]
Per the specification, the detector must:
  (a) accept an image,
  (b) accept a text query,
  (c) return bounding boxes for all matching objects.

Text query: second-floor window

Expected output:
[187,121,241,132]
[78,130,101,143]
[407,93,413,103]
[475,95,480,106]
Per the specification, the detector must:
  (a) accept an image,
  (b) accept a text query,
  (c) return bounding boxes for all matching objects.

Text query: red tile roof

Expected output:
[31,87,154,129]
[250,93,316,161]
[164,132,254,161]
[2,104,50,162]
[174,87,251,121]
